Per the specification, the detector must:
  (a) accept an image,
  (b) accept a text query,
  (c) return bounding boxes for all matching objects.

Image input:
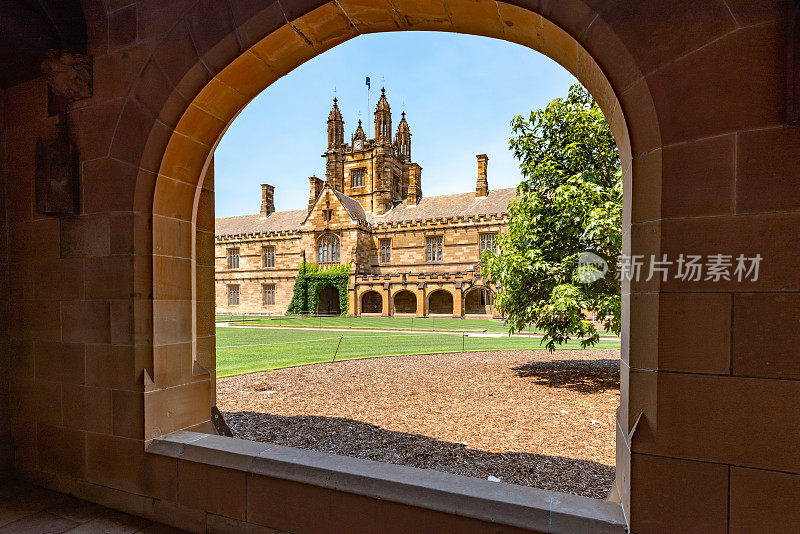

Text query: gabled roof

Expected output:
[333,189,368,223]
[215,210,306,237]
[370,188,516,224]
[215,187,516,236]
[302,182,368,226]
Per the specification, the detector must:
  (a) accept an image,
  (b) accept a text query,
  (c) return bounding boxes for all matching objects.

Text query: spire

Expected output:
[374,87,392,141]
[395,111,411,160]
[353,119,366,142]
[329,97,343,120]
[327,97,344,149]
[376,87,390,111]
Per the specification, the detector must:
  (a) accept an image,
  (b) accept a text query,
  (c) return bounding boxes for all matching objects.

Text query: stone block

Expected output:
[630,453,727,534]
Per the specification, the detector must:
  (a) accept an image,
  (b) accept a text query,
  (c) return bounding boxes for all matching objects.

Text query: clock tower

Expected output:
[322,88,422,216]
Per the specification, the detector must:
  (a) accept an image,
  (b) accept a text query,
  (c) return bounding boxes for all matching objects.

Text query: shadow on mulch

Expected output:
[221,411,615,499]
[511,359,620,394]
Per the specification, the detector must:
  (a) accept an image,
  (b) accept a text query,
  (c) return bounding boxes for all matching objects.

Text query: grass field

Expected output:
[215,315,569,334]
[216,326,621,377]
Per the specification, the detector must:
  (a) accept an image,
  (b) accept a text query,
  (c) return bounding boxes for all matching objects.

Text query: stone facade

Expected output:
[215,92,510,317]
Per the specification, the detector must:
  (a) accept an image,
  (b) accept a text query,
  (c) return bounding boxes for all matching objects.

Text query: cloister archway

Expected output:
[129,0,657,530]
[428,289,454,315]
[464,286,495,316]
[393,290,417,315]
[360,290,382,314]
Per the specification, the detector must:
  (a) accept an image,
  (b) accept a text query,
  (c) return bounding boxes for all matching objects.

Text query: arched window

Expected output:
[318,234,340,264]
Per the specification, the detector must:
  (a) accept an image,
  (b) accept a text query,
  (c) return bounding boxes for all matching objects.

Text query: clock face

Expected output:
[354,140,363,150]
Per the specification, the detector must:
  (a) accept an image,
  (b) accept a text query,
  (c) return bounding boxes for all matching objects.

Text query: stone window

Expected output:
[227,248,240,269]
[479,233,496,254]
[318,234,340,264]
[322,209,333,222]
[380,239,391,264]
[263,284,276,306]
[227,284,240,306]
[426,236,443,262]
[263,246,275,268]
[352,168,365,188]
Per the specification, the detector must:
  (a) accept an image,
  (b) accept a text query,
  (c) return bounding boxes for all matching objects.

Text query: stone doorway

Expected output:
[317,285,341,316]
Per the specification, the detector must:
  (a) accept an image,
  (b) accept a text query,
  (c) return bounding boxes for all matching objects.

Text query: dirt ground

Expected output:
[216,349,620,499]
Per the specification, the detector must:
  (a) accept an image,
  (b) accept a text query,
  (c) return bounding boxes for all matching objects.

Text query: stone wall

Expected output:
[0,86,9,480]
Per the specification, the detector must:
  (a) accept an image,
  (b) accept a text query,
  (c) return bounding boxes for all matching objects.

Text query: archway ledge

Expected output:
[149,430,628,532]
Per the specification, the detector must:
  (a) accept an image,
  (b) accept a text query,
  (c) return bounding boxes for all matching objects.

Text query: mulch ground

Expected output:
[216,349,620,499]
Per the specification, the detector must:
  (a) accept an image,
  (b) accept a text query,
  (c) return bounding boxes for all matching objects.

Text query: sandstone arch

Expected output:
[360,290,382,314]
[119,1,677,530]
[393,290,417,315]
[464,286,495,316]
[428,289,454,315]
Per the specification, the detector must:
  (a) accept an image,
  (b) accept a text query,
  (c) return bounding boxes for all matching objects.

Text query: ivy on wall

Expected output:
[286,262,351,315]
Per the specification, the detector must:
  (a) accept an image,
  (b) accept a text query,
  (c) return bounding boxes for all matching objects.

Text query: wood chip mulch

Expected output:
[217,349,620,499]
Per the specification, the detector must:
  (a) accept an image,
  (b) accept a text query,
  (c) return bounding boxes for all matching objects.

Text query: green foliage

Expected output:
[286,261,351,315]
[483,84,622,350]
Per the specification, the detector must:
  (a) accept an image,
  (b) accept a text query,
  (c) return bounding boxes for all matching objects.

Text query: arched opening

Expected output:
[360,290,382,314]
[316,284,341,316]
[393,290,417,315]
[137,1,653,529]
[464,286,495,316]
[428,289,454,315]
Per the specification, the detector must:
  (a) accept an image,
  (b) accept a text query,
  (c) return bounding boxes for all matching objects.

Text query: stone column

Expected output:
[382,283,390,316]
[348,282,358,316]
[452,284,463,318]
[415,283,426,317]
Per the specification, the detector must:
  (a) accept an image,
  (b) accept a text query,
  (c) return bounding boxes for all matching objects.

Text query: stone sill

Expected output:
[148,431,627,533]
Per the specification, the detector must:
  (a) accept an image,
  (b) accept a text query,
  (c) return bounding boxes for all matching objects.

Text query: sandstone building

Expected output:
[215,90,514,317]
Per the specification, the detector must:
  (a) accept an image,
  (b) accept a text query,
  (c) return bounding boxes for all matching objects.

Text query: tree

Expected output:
[482,84,622,350]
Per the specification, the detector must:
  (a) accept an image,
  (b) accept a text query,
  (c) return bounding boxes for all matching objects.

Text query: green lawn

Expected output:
[215,326,621,378]
[216,315,546,334]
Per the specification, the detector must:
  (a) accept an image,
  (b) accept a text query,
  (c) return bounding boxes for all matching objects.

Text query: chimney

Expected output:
[476,154,489,197]
[260,184,275,218]
[308,176,323,213]
[406,163,422,205]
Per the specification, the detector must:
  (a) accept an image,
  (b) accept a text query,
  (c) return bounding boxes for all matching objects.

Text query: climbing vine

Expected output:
[286,262,351,315]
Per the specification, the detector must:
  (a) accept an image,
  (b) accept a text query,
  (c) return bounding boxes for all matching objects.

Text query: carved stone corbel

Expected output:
[41,49,92,102]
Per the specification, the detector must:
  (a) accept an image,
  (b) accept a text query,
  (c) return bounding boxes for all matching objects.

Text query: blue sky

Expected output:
[214,32,577,217]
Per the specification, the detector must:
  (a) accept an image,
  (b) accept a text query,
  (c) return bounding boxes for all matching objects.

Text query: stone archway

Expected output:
[317,284,341,315]
[360,290,382,314]
[464,286,494,315]
[393,290,417,314]
[428,290,454,315]
[140,0,645,443]
[127,1,666,529]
